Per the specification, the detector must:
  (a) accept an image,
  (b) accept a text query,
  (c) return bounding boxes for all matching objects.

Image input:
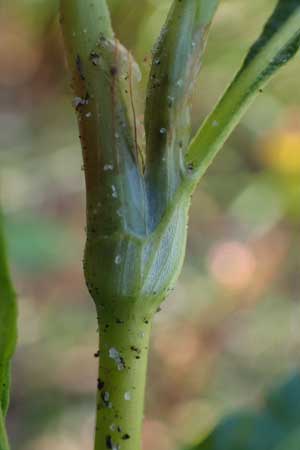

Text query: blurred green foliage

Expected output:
[0,213,17,449]
[185,373,300,450]
[5,214,78,272]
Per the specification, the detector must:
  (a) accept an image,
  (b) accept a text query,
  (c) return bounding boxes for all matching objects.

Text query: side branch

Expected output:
[185,1,300,186]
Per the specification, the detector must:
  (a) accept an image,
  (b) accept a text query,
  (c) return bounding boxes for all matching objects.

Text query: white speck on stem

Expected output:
[109,348,119,359]
[104,164,114,171]
[115,255,122,265]
[160,128,167,135]
[111,185,118,198]
[110,423,116,432]
[103,391,110,402]
[85,112,92,118]
[109,347,125,371]
[167,96,174,107]
[176,79,183,87]
[212,120,219,127]
[124,391,131,401]
[73,96,88,109]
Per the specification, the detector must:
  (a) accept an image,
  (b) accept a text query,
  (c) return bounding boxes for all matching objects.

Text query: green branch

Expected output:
[185,0,300,184]
[145,0,220,222]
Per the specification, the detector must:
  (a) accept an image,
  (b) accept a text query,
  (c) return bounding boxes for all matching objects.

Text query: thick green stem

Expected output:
[95,310,152,450]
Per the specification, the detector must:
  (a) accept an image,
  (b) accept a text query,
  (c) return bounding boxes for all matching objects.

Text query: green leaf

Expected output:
[145,0,220,222]
[186,0,300,182]
[183,373,300,450]
[0,212,17,450]
[5,214,79,272]
[274,428,300,450]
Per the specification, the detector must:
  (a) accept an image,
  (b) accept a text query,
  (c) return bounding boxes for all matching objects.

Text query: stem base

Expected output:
[95,310,152,450]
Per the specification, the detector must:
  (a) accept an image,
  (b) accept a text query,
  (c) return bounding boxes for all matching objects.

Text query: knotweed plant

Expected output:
[1,1,300,450]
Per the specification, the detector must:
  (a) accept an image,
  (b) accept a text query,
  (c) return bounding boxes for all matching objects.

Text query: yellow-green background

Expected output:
[1,0,300,449]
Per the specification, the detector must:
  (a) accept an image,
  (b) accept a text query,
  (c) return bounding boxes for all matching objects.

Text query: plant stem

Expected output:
[94,309,152,450]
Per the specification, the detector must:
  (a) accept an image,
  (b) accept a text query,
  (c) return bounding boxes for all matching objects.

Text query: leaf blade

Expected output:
[182,373,300,450]
[0,212,17,450]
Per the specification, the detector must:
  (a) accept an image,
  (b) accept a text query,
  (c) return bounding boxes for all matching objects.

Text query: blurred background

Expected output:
[1,0,300,449]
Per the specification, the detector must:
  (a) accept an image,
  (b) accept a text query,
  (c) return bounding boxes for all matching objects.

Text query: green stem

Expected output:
[95,309,152,450]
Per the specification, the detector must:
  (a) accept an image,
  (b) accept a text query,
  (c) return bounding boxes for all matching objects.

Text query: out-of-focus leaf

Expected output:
[274,428,300,450]
[0,213,17,450]
[182,373,300,450]
[5,214,79,272]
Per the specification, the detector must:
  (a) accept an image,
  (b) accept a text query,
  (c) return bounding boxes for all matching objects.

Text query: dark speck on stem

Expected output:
[97,378,105,390]
[106,435,113,449]
[110,66,118,76]
[76,54,85,81]
[187,162,194,173]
